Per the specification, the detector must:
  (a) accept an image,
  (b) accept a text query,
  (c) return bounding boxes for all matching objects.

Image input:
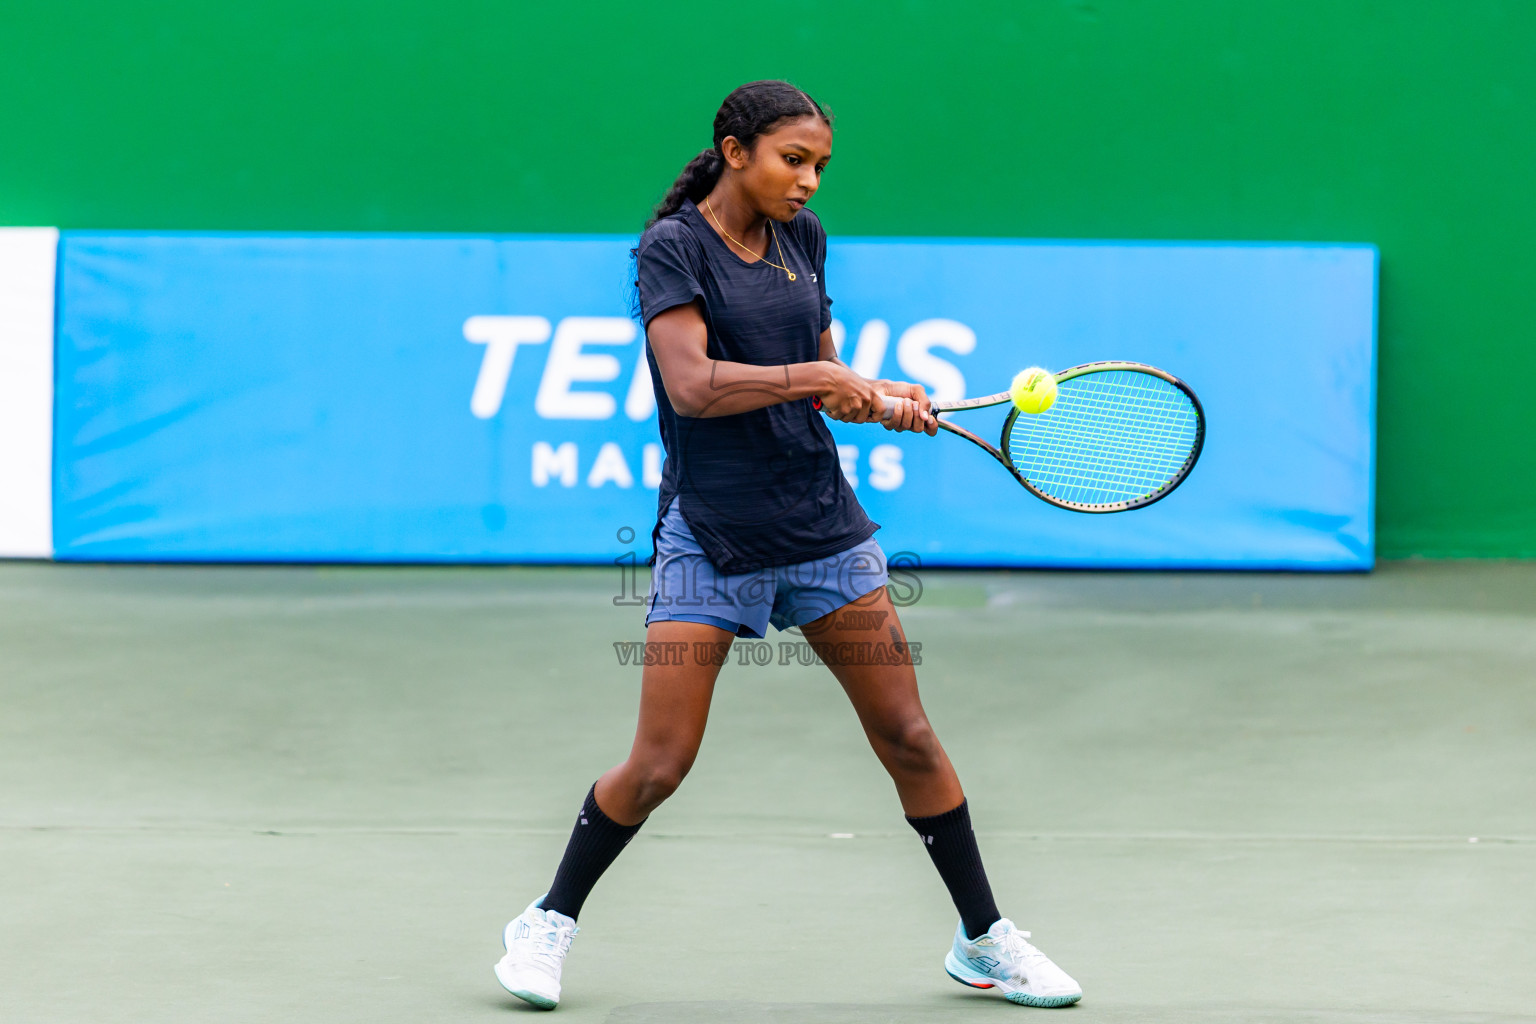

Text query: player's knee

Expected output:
[631,756,690,808]
[878,718,943,776]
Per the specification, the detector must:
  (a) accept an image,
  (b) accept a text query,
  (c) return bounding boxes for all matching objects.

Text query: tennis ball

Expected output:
[1010,367,1057,414]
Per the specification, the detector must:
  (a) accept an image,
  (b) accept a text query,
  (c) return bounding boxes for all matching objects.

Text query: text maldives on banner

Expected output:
[53,233,1375,567]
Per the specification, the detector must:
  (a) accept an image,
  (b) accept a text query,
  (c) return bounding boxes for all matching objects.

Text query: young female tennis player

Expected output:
[494,80,1081,1010]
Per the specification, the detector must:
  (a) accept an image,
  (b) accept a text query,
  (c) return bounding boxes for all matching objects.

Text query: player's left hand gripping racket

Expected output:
[817,361,1205,513]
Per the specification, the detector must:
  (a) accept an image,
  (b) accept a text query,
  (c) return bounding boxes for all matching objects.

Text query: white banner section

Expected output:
[0,228,57,557]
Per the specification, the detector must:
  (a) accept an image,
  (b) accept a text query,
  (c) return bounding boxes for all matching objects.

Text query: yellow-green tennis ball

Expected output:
[1010,367,1057,414]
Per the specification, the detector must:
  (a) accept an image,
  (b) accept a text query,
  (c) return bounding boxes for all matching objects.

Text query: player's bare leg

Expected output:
[496,621,731,1008]
[798,587,960,815]
[801,587,1082,1008]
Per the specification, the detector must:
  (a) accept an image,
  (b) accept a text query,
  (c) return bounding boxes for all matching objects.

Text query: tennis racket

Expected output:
[817,361,1204,513]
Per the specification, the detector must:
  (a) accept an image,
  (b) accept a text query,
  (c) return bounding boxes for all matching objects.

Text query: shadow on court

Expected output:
[1,562,1532,1023]
[606,1007,1530,1024]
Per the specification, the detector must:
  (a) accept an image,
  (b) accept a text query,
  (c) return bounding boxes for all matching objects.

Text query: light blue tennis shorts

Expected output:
[645,499,889,639]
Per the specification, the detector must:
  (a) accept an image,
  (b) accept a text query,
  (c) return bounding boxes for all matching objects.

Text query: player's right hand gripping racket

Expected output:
[824,361,1205,513]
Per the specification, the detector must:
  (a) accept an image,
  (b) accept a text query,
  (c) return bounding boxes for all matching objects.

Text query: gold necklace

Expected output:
[704,197,796,281]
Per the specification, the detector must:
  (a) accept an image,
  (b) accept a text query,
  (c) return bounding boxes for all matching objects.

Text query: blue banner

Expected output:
[54,232,1376,568]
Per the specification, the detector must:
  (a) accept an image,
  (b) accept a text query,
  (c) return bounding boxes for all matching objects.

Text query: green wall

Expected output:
[3,1,1532,557]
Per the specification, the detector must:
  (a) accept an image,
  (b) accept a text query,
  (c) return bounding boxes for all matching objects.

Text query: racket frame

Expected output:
[932,361,1205,513]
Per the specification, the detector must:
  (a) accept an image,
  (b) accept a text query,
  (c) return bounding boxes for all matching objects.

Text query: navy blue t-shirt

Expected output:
[636,199,877,574]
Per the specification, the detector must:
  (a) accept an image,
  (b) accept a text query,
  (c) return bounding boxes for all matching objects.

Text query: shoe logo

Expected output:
[968,955,1001,973]
[514,921,530,941]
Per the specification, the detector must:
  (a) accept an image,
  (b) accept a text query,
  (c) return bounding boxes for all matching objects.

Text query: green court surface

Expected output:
[2,561,1532,1023]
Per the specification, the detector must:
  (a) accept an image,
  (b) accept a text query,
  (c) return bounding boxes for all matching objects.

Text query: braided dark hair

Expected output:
[645,80,833,231]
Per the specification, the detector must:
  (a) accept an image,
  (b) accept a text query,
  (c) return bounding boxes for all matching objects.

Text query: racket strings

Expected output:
[1008,371,1199,507]
[1016,387,1196,500]
[1023,403,1196,495]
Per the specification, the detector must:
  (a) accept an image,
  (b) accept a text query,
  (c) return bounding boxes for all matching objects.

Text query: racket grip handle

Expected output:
[811,394,902,420]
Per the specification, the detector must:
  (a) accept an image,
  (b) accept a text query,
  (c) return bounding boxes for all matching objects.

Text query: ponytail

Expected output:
[648,148,724,227]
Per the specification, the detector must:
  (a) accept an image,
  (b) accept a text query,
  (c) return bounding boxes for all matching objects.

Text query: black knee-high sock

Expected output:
[541,784,644,921]
[906,799,1001,940]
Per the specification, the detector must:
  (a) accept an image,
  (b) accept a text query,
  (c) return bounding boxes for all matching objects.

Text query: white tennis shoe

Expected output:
[494,896,577,1010]
[944,918,1083,1007]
